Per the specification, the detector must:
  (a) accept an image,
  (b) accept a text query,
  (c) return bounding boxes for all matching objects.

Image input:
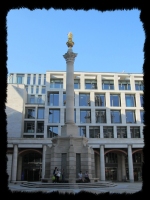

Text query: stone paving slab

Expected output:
[8,182,142,194]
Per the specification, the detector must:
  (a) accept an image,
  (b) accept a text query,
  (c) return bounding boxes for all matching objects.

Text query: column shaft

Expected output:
[100,145,105,181]
[11,144,18,182]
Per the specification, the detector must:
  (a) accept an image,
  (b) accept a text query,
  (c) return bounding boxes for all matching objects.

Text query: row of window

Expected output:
[14,75,143,91]
[49,79,143,91]
[25,107,144,124]
[15,74,46,85]
[48,93,143,107]
[23,123,142,139]
[26,86,46,94]
[105,153,142,164]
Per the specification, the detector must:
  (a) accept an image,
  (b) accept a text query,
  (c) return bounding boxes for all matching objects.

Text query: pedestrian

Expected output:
[78,171,84,182]
[56,168,61,183]
[53,167,57,183]
[84,171,90,182]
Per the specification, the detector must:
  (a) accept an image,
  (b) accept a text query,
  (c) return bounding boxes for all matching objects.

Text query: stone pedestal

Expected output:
[45,136,95,183]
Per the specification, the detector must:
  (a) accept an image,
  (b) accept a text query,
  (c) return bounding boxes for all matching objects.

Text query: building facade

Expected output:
[6,71,144,182]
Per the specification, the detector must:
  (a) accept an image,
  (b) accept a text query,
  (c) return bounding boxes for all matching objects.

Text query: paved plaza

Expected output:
[8,182,142,194]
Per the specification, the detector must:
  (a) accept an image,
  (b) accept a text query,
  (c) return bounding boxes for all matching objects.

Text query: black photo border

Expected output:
[1,1,149,199]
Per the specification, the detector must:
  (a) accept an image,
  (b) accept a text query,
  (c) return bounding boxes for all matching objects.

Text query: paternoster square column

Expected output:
[61,32,78,136]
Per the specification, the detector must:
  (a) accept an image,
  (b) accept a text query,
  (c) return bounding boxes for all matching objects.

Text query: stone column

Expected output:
[121,154,126,181]
[11,144,18,182]
[100,145,105,181]
[128,145,134,182]
[63,48,77,124]
[117,154,122,181]
[42,145,47,178]
[61,34,78,137]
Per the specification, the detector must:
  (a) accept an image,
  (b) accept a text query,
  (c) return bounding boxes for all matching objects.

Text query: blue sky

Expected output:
[7,8,145,74]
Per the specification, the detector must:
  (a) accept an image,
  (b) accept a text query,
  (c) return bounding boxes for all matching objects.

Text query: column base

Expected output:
[129,179,134,183]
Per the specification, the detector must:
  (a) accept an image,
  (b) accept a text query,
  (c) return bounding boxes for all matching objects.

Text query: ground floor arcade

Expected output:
[7,145,143,182]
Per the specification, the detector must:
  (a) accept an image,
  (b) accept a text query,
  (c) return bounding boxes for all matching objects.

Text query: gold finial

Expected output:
[66,32,74,48]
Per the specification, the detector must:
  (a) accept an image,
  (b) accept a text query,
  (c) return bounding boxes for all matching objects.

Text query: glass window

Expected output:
[48,93,59,106]
[37,122,44,133]
[23,135,34,138]
[80,110,91,123]
[47,126,58,138]
[36,87,39,94]
[37,108,45,119]
[105,153,117,163]
[42,87,45,94]
[25,108,35,119]
[27,75,30,84]
[111,110,121,123]
[50,79,63,88]
[140,95,143,107]
[37,95,42,104]
[79,93,90,106]
[85,80,97,89]
[74,79,80,89]
[44,75,46,85]
[103,126,114,138]
[78,126,86,137]
[133,153,142,163]
[95,110,106,123]
[49,109,60,123]
[24,121,35,133]
[140,110,144,123]
[25,86,28,93]
[117,127,127,138]
[33,75,36,85]
[130,127,140,138]
[102,80,114,90]
[17,74,24,84]
[30,95,35,104]
[38,75,41,85]
[36,135,44,138]
[119,81,131,90]
[125,95,135,107]
[135,81,143,90]
[89,126,100,138]
[31,87,34,94]
[110,94,120,106]
[64,109,76,123]
[95,94,105,106]
[126,110,136,123]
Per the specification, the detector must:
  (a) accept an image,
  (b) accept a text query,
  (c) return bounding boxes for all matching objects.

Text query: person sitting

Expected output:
[84,171,90,182]
[78,171,84,182]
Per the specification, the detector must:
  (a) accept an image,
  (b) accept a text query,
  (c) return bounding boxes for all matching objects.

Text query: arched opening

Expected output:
[20,151,42,181]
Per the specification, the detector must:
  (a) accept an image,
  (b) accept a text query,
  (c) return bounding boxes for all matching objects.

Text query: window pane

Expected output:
[89,126,100,138]
[47,126,58,138]
[38,108,44,119]
[126,111,135,123]
[37,122,44,133]
[125,95,135,107]
[27,75,30,84]
[111,111,121,123]
[110,95,120,106]
[117,127,127,138]
[49,110,60,123]
[103,127,114,138]
[24,122,35,133]
[25,108,35,119]
[95,110,106,123]
[79,94,90,106]
[140,95,143,107]
[74,79,80,89]
[95,94,105,106]
[140,111,144,123]
[78,127,86,137]
[80,110,91,123]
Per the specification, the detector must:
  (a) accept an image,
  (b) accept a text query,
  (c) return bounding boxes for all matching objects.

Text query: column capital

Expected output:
[63,50,77,63]
[99,144,105,148]
[127,144,133,148]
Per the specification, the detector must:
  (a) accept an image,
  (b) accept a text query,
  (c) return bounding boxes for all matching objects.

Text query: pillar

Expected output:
[117,154,122,181]
[100,145,105,181]
[128,145,134,182]
[121,154,126,181]
[42,145,47,178]
[11,144,18,182]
